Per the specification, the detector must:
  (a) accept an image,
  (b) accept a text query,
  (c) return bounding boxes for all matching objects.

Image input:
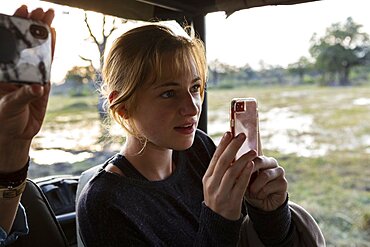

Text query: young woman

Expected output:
[77,25,323,246]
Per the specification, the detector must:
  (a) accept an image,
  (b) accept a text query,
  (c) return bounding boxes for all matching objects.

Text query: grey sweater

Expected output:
[77,130,292,247]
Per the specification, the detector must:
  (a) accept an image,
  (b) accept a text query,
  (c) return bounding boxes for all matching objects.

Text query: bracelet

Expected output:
[0,158,30,187]
[0,179,27,199]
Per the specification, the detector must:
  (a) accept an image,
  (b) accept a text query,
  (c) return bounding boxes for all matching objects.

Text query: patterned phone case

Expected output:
[231,98,259,160]
[0,13,51,84]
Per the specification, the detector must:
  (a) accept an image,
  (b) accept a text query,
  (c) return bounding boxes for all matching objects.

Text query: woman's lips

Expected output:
[174,123,196,134]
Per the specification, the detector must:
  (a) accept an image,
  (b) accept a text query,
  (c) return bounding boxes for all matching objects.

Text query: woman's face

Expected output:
[130,54,202,151]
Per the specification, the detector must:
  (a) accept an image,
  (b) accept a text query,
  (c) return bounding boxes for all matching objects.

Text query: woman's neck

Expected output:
[121,137,174,181]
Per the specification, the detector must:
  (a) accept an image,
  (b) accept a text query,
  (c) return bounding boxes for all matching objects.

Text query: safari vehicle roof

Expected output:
[43,0,321,132]
[44,0,320,22]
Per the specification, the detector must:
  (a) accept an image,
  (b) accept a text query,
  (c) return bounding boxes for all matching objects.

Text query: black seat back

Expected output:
[75,164,103,247]
[8,179,69,247]
[36,175,79,246]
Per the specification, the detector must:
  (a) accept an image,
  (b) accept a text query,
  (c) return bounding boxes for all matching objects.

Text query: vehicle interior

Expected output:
[7,0,362,246]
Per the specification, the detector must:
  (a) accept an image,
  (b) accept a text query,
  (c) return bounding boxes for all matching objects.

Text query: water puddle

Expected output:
[260,107,332,157]
[353,97,370,106]
[30,149,93,165]
[31,120,124,165]
[34,121,102,150]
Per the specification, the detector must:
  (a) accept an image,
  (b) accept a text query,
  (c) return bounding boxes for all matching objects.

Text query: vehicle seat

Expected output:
[75,164,103,247]
[8,179,69,247]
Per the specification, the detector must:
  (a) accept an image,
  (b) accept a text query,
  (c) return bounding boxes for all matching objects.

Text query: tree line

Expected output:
[208,17,370,88]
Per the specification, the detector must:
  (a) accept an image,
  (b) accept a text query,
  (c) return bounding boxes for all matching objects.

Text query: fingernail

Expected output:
[223,131,231,140]
[248,149,257,157]
[236,133,246,140]
[24,85,32,92]
[246,161,254,169]
[27,85,43,96]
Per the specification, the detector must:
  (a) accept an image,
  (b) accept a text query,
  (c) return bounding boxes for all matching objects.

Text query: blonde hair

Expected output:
[102,24,207,139]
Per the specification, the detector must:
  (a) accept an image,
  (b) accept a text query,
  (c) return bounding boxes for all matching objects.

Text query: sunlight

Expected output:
[30,149,93,165]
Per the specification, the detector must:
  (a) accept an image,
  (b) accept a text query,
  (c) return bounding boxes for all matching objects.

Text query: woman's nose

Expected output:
[179,93,200,116]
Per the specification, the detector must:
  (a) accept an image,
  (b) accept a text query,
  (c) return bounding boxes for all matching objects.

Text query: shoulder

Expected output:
[193,129,216,152]
[77,171,118,212]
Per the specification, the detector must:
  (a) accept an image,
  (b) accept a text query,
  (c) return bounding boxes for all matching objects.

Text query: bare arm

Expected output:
[0,5,55,234]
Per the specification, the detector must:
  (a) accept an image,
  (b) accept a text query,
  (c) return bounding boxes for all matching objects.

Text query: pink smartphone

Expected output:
[230,98,259,160]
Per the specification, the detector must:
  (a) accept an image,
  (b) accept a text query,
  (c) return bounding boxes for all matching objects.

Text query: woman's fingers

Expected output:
[29,8,45,21]
[204,132,233,178]
[211,133,246,182]
[14,6,55,25]
[231,160,255,198]
[219,150,257,193]
[252,156,278,173]
[1,85,43,114]
[203,133,258,220]
[13,5,28,17]
[42,8,55,26]
[249,167,286,196]
[50,27,57,59]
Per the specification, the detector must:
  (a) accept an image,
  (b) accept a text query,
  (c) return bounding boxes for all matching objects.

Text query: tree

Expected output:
[65,65,96,84]
[208,59,238,86]
[80,12,128,121]
[309,17,370,86]
[288,56,313,84]
[65,65,96,96]
[240,64,256,81]
[80,12,127,71]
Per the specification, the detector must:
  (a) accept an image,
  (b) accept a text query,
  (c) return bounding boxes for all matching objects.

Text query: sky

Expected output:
[1,0,370,82]
[205,0,370,68]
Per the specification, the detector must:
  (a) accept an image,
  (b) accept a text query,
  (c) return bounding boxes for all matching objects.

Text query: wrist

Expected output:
[0,158,29,187]
[0,179,27,199]
[0,139,31,173]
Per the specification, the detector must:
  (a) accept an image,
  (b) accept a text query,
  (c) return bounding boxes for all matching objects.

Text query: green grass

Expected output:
[207,85,370,246]
[45,95,99,122]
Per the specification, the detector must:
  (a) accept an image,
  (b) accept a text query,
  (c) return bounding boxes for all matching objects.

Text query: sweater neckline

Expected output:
[108,151,184,185]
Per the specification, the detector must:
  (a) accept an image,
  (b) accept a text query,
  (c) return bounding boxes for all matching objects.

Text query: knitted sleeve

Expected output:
[246,197,294,246]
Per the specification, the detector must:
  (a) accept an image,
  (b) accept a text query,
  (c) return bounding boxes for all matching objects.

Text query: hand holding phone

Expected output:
[0,6,54,173]
[230,98,259,160]
[0,12,52,84]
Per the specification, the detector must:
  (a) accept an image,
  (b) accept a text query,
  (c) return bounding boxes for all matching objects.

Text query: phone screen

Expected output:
[0,14,52,84]
[230,98,259,160]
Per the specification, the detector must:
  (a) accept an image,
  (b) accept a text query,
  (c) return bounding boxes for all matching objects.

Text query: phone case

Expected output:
[230,98,259,159]
[0,13,51,84]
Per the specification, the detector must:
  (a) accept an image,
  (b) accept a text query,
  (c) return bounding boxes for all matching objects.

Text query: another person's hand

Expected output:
[203,132,257,220]
[0,5,55,173]
[245,156,288,212]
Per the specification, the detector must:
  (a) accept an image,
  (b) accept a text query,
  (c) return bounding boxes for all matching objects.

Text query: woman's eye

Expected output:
[191,84,201,93]
[160,90,175,98]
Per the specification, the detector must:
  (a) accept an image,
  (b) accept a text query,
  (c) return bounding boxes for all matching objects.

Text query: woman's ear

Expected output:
[108,91,119,104]
[109,91,128,119]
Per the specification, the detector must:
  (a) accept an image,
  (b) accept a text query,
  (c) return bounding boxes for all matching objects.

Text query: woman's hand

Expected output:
[202,132,257,220]
[245,156,288,211]
[0,6,55,173]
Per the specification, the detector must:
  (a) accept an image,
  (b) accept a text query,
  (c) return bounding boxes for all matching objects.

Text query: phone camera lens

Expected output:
[236,102,244,112]
[30,24,48,40]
